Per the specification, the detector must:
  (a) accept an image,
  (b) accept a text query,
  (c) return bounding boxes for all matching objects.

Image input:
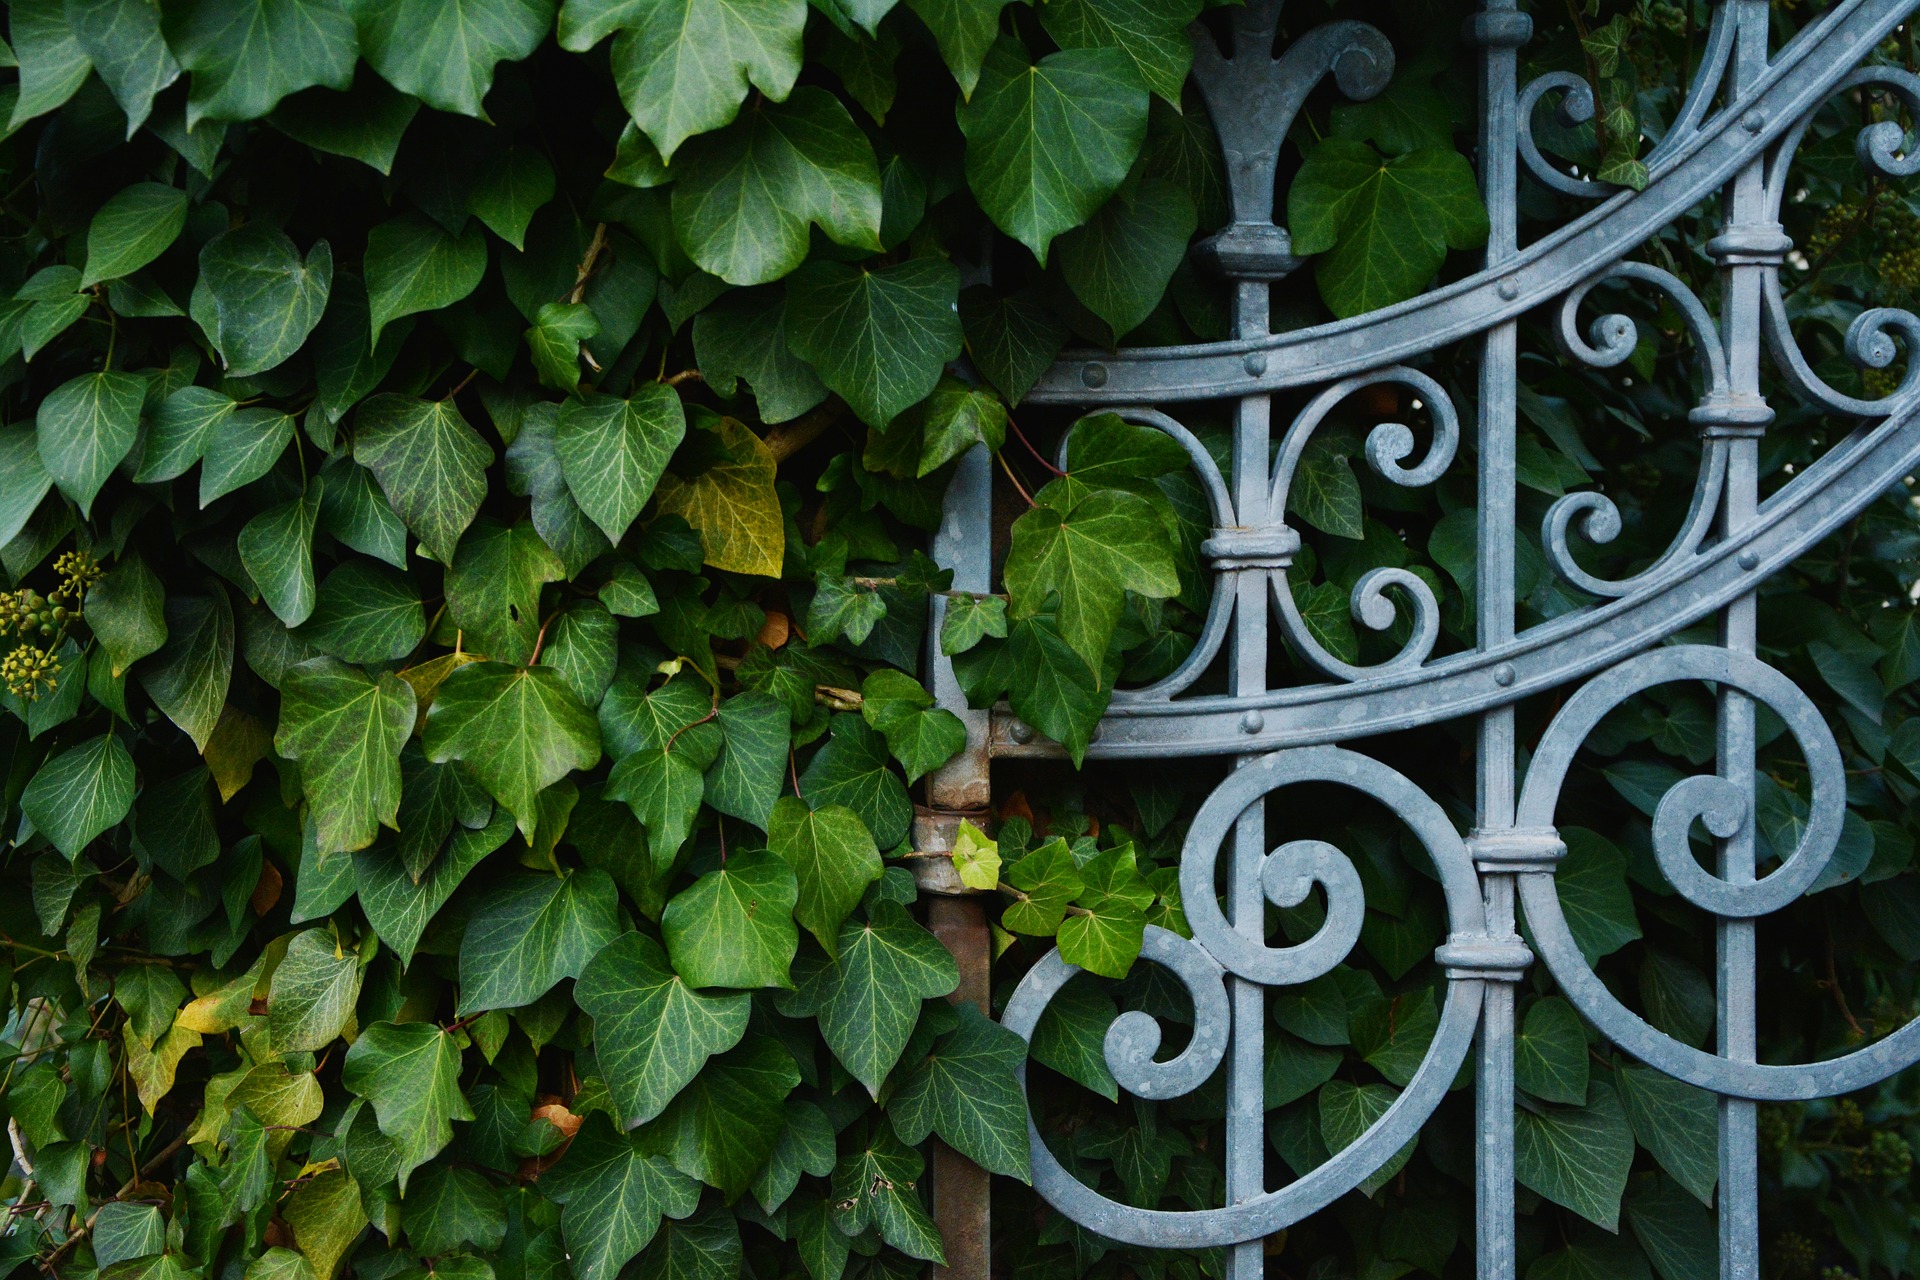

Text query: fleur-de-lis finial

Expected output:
[1190,0,1394,280]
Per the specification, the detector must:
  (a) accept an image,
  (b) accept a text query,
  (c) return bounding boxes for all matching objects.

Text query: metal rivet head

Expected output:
[1738,550,1759,571]
[1241,710,1265,734]
[1493,663,1516,687]
[1081,363,1108,389]
[1742,110,1765,134]
[1244,352,1268,377]
[1497,278,1520,301]
[1008,720,1034,744]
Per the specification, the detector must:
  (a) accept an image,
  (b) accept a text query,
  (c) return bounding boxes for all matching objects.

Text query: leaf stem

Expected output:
[661,368,704,388]
[1006,413,1064,477]
[527,613,557,666]
[995,449,1037,508]
[444,367,480,400]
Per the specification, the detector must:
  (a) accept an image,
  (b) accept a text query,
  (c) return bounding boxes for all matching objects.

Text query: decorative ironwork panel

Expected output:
[925,1,1920,1276]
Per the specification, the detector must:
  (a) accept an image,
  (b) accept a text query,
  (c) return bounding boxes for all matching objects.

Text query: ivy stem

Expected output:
[661,368,703,388]
[527,614,557,666]
[444,366,480,400]
[789,746,803,798]
[1006,414,1064,477]
[995,449,1037,508]
[568,222,610,304]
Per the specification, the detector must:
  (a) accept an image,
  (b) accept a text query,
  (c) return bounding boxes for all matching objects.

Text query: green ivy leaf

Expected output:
[858,668,965,784]
[784,256,961,428]
[560,0,805,161]
[902,0,1016,97]
[468,146,556,251]
[354,808,513,966]
[341,1021,474,1192]
[1515,1078,1635,1231]
[798,714,911,849]
[767,796,882,955]
[690,287,827,425]
[525,302,600,396]
[1057,175,1197,339]
[266,928,364,1053]
[446,517,567,664]
[81,184,187,288]
[1515,996,1589,1106]
[298,561,425,665]
[671,88,883,286]
[282,1169,364,1280]
[656,1035,800,1198]
[275,657,416,855]
[1289,139,1489,319]
[141,590,234,752]
[1320,1080,1413,1195]
[1056,844,1152,978]
[1038,0,1198,104]
[889,1004,1032,1179]
[1617,1064,1718,1207]
[86,552,167,678]
[192,225,333,378]
[830,1118,944,1261]
[365,214,488,347]
[576,931,750,1127]
[353,0,554,119]
[958,39,1148,264]
[653,416,784,577]
[701,691,788,829]
[199,407,294,507]
[66,0,180,136]
[22,733,134,861]
[457,868,619,1013]
[238,489,322,626]
[555,387,687,544]
[352,393,494,565]
[543,1112,701,1280]
[270,76,421,175]
[9,0,94,130]
[164,0,359,126]
[35,371,143,517]
[422,661,603,842]
[788,900,957,1093]
[661,849,799,989]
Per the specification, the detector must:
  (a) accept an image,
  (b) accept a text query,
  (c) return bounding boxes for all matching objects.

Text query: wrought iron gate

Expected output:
[916,1,1920,1277]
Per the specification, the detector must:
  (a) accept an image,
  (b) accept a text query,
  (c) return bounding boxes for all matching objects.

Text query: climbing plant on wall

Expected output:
[0,2,1912,1280]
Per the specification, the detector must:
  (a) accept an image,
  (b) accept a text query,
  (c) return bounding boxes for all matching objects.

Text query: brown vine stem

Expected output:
[1006,413,1064,477]
[996,449,1037,507]
[443,366,481,400]
[39,1128,192,1275]
[765,399,846,465]
[567,222,610,305]
[661,368,704,388]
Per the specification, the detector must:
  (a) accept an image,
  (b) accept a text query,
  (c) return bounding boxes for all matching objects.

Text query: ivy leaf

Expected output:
[949,820,1000,890]
[468,146,556,251]
[266,928,364,1053]
[791,900,957,1093]
[671,88,883,286]
[270,76,421,175]
[313,277,411,426]
[958,39,1148,264]
[830,1118,943,1261]
[576,932,750,1128]
[365,215,488,347]
[457,868,619,1013]
[352,393,494,565]
[282,1169,365,1280]
[36,371,143,517]
[404,1164,506,1255]
[1515,1078,1635,1231]
[87,552,167,677]
[799,715,911,849]
[859,669,965,784]
[354,809,513,966]
[92,1203,165,1269]
[654,416,784,577]
[9,0,93,130]
[66,0,180,136]
[192,225,334,378]
[275,658,416,855]
[238,489,322,626]
[1037,0,1200,106]
[163,0,359,126]
[353,0,554,119]
[767,796,882,955]
[298,561,425,665]
[940,593,1006,658]
[446,518,566,664]
[605,724,720,869]
[702,692,788,828]
[1617,1064,1718,1207]
[525,302,600,395]
[784,257,961,428]
[1321,1081,1413,1194]
[890,1005,1030,1179]
[142,590,234,752]
[1289,139,1490,319]
[555,387,687,544]
[543,1113,701,1280]
[691,287,827,425]
[902,0,1017,97]
[559,0,805,162]
[1291,437,1365,538]
[661,848,799,989]
[199,407,294,507]
[81,183,187,287]
[1055,844,1152,978]
[900,377,1008,479]
[657,1036,801,1198]
[1057,175,1197,339]
[1004,486,1179,679]
[340,1021,474,1192]
[21,734,135,861]
[960,287,1069,405]
[422,661,603,842]
[1515,996,1589,1106]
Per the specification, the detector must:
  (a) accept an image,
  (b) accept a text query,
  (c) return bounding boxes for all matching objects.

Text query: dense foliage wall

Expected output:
[0,1,1914,1280]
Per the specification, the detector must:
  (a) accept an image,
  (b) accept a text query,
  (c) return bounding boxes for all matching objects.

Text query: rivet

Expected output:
[1241,709,1265,734]
[1008,720,1034,744]
[1081,363,1108,389]
[1742,110,1765,134]
[1737,549,1759,571]
[1497,278,1520,301]
[1244,352,1268,376]
[1493,663,1516,687]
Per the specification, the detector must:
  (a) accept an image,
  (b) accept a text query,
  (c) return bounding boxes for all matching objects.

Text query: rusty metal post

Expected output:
[915,441,996,1280]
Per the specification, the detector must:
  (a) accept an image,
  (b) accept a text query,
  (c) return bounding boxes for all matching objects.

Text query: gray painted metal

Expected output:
[924,0,1920,1273]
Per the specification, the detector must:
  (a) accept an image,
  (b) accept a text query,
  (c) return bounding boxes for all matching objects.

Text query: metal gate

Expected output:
[916,1,1920,1277]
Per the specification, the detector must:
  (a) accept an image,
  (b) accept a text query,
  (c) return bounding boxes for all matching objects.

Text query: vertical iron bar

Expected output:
[1469,6,1528,1279]
[1715,5,1771,1276]
[1225,278,1272,1280]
